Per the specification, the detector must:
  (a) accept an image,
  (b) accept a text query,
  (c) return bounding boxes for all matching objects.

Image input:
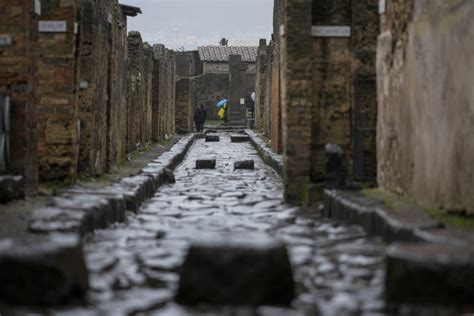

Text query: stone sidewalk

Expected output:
[0,137,181,239]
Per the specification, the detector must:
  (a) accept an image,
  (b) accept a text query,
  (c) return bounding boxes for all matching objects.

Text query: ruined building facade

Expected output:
[261,0,473,215]
[0,1,177,201]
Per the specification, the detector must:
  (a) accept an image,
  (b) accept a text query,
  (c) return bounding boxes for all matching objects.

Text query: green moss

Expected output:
[425,207,474,230]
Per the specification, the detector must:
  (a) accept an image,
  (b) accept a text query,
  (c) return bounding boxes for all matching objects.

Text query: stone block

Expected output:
[176,233,294,306]
[204,129,217,134]
[386,243,474,306]
[205,135,220,142]
[231,135,250,143]
[234,160,255,170]
[196,159,216,170]
[0,233,89,305]
[0,175,24,203]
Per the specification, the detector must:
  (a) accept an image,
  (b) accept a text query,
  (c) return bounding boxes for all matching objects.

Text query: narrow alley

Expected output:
[1,0,473,315]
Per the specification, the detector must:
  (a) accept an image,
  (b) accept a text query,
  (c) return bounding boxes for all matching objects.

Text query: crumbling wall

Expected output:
[37,0,79,182]
[377,0,474,214]
[190,73,229,121]
[127,31,144,151]
[175,78,192,131]
[0,0,39,194]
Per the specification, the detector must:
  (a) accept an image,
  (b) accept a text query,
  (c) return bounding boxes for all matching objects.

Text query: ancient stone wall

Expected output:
[143,44,154,143]
[175,78,192,131]
[37,0,80,182]
[0,0,39,194]
[254,40,268,132]
[377,0,474,214]
[280,0,313,203]
[190,73,229,121]
[153,45,176,141]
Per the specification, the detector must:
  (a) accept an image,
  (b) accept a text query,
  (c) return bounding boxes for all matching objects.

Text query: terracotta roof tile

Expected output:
[198,46,258,62]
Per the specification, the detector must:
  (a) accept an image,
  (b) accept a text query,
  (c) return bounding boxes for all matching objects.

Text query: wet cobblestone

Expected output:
[56,133,386,315]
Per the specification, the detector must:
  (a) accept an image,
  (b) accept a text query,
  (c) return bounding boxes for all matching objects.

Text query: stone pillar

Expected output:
[254,39,268,130]
[37,0,80,182]
[229,55,245,122]
[280,0,312,203]
[175,78,192,132]
[0,0,39,195]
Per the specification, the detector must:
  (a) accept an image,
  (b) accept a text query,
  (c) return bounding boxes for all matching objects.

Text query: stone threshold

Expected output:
[323,188,474,307]
[0,133,202,305]
[244,129,283,177]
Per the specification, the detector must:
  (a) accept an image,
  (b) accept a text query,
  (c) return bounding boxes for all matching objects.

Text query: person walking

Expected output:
[194,106,203,132]
[199,104,207,132]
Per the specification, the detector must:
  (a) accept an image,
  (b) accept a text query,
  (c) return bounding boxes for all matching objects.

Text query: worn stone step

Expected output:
[386,243,474,306]
[176,233,294,306]
[234,160,255,170]
[0,233,89,305]
[195,159,216,169]
[231,135,250,143]
[205,135,220,142]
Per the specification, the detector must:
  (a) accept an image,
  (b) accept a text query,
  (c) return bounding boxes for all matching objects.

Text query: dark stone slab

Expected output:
[205,135,220,142]
[28,207,95,236]
[325,144,347,189]
[234,160,255,170]
[204,129,217,134]
[0,233,89,305]
[0,175,24,203]
[386,243,474,306]
[196,159,216,169]
[231,135,250,143]
[176,233,294,306]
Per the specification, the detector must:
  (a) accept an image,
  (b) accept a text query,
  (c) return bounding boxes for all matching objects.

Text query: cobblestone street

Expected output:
[44,133,385,315]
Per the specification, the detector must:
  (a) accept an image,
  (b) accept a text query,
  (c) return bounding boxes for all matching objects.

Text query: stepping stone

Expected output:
[231,135,250,143]
[0,233,89,305]
[176,233,294,306]
[234,160,255,170]
[385,243,474,305]
[195,159,216,169]
[205,135,220,142]
[204,129,217,134]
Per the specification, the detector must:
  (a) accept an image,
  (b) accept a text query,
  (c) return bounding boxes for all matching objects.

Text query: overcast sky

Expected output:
[120,0,274,50]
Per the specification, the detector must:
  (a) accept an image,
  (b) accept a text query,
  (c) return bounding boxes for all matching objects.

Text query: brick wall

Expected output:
[37,0,79,182]
[280,0,313,203]
[175,78,192,131]
[190,73,229,121]
[127,31,144,151]
[0,0,39,195]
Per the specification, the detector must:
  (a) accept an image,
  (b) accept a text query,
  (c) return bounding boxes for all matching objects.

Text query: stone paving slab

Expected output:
[0,233,88,305]
[386,243,474,306]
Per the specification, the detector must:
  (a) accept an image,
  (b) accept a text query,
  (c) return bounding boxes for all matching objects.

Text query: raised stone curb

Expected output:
[385,243,474,306]
[244,129,283,177]
[323,189,444,243]
[176,233,294,306]
[0,233,89,305]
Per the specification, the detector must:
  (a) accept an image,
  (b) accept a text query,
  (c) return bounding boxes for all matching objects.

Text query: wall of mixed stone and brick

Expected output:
[190,73,229,121]
[37,0,80,182]
[174,52,194,131]
[377,0,474,215]
[77,0,129,176]
[152,44,176,141]
[0,0,39,195]
[310,0,379,184]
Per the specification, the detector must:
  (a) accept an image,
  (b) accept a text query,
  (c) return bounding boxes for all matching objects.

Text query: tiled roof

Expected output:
[198,46,258,63]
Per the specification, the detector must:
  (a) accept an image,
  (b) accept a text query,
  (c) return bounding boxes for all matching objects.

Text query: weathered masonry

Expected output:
[377,0,474,215]
[0,0,39,197]
[274,0,379,203]
[0,1,178,201]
